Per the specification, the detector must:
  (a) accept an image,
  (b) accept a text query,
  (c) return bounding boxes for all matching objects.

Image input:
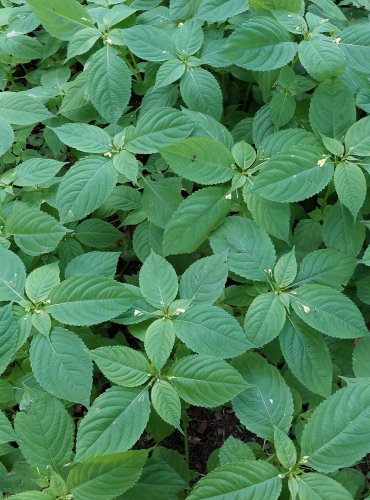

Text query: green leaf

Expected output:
[175,19,203,56]
[75,387,150,461]
[0,304,17,376]
[123,25,176,62]
[67,27,100,60]
[180,67,222,120]
[361,246,370,266]
[279,316,332,397]
[25,262,60,303]
[46,275,134,326]
[50,124,112,153]
[125,108,193,154]
[345,116,370,157]
[144,318,175,371]
[160,137,234,185]
[139,252,178,309]
[218,436,255,466]
[340,23,370,74]
[232,353,293,440]
[173,305,247,358]
[14,392,74,469]
[270,91,296,129]
[87,46,131,123]
[91,346,151,387]
[291,284,368,339]
[179,254,228,305]
[300,381,370,472]
[296,473,353,500]
[0,247,26,302]
[26,0,93,40]
[232,141,256,169]
[163,187,230,256]
[243,293,286,348]
[142,177,183,230]
[68,450,148,500]
[0,117,13,156]
[250,147,334,203]
[56,157,117,223]
[334,162,367,219]
[75,219,122,248]
[133,221,163,263]
[5,208,68,256]
[155,59,186,89]
[298,35,346,81]
[210,216,276,281]
[0,410,16,444]
[226,17,296,71]
[169,354,247,408]
[151,380,181,429]
[0,92,53,125]
[274,248,297,287]
[65,252,120,279]
[309,79,356,140]
[274,427,297,470]
[197,0,249,22]
[188,461,282,500]
[353,337,370,378]
[13,158,64,187]
[30,327,92,406]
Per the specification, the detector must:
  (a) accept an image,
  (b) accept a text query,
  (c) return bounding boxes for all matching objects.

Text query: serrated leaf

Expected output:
[151,380,181,429]
[30,328,92,406]
[345,116,370,157]
[91,346,151,387]
[0,410,16,443]
[163,187,230,256]
[298,35,346,81]
[274,248,297,288]
[197,0,248,22]
[0,117,13,156]
[139,252,178,309]
[188,461,282,500]
[142,177,183,230]
[175,19,203,56]
[160,137,234,185]
[219,437,255,466]
[132,221,163,263]
[0,92,53,125]
[144,318,175,371]
[75,387,150,461]
[56,157,117,223]
[123,25,176,62]
[274,427,297,470]
[173,305,247,358]
[210,216,276,281]
[291,284,368,339]
[0,247,26,302]
[169,354,247,408]
[155,58,185,88]
[0,304,17,376]
[25,262,60,303]
[14,392,74,469]
[50,124,112,153]
[296,473,353,500]
[340,23,370,74]
[13,158,64,187]
[68,450,148,500]
[232,353,293,440]
[334,162,366,219]
[180,67,222,120]
[353,337,370,378]
[270,91,296,129]
[65,252,120,279]
[301,381,370,472]
[46,275,134,326]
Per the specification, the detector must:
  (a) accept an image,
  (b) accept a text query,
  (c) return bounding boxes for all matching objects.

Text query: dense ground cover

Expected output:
[0,0,370,498]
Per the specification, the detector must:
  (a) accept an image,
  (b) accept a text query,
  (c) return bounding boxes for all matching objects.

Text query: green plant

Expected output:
[0,0,370,498]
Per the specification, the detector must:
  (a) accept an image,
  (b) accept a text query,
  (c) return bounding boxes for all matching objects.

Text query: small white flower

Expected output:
[225,193,232,200]
[104,151,113,158]
[134,309,143,317]
[106,38,113,45]
[303,305,311,313]
[177,22,184,28]
[334,37,341,46]
[317,158,327,168]
[176,308,186,314]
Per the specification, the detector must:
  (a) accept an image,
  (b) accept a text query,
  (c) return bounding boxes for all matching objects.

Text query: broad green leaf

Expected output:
[144,318,176,371]
[188,461,282,500]
[46,275,134,326]
[251,147,334,203]
[0,117,13,156]
[163,187,230,256]
[309,79,356,140]
[65,252,120,279]
[139,252,178,309]
[13,158,64,187]
[301,381,370,472]
[31,311,51,338]
[179,254,228,305]
[56,157,117,223]
[334,162,366,219]
[322,136,344,157]
[250,0,303,12]
[87,46,131,123]
[232,141,256,169]
[0,247,26,302]
[142,177,183,229]
[26,0,93,40]
[279,316,332,397]
[0,92,53,125]
[361,246,370,266]
[232,353,293,440]
[75,219,121,248]
[298,35,346,81]
[180,67,222,120]
[294,249,356,288]
[125,108,193,154]
[0,410,16,443]
[123,25,176,62]
[296,473,353,500]
[5,208,68,256]
[169,354,247,408]
[25,262,60,303]
[274,427,297,470]
[91,346,151,387]
[183,108,234,149]
[50,124,112,153]
[133,221,163,263]
[274,248,297,288]
[14,393,74,469]
[258,128,321,157]
[225,17,297,71]
[175,19,203,56]
[270,90,296,129]
[160,137,234,185]
[340,23,370,74]
[67,27,100,60]
[155,59,186,89]
[353,337,370,378]
[173,305,247,358]
[345,116,370,157]
[197,0,249,22]
[75,387,150,461]
[243,293,286,348]
[291,284,368,339]
[218,436,255,466]
[151,380,181,429]
[0,304,17,376]
[210,216,276,281]
[30,328,92,406]
[68,450,148,500]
